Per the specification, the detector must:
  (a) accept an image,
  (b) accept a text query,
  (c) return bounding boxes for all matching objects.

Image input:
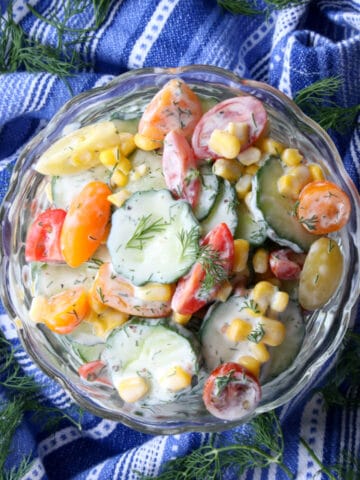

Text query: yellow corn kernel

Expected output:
[116,376,149,403]
[172,312,192,326]
[243,164,259,176]
[256,137,285,155]
[270,291,289,313]
[281,148,303,167]
[107,189,131,208]
[111,168,128,188]
[251,281,275,313]
[249,341,270,363]
[226,318,252,342]
[277,165,311,199]
[244,191,253,210]
[233,239,250,272]
[252,248,269,274]
[29,296,47,323]
[261,317,286,346]
[308,163,325,181]
[214,279,233,302]
[212,158,243,182]
[99,146,119,169]
[119,133,136,156]
[117,155,132,175]
[237,355,261,377]
[235,174,252,199]
[135,163,149,177]
[209,129,241,159]
[159,366,192,391]
[237,146,261,166]
[93,309,128,338]
[133,282,174,302]
[226,121,249,144]
[134,133,162,151]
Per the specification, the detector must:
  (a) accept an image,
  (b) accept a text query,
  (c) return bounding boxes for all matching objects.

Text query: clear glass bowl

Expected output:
[1,65,359,434]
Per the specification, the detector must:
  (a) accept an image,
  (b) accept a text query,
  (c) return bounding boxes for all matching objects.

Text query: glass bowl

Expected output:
[1,65,359,434]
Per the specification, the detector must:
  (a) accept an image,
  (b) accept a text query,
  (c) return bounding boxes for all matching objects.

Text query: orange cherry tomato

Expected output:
[297,180,351,235]
[93,263,173,317]
[44,286,90,334]
[61,181,112,267]
[138,78,203,142]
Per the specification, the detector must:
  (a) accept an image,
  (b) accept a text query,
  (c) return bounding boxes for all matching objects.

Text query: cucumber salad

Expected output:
[26,78,351,421]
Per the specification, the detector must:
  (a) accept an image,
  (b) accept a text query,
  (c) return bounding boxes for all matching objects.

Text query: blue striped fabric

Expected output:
[0,1,359,478]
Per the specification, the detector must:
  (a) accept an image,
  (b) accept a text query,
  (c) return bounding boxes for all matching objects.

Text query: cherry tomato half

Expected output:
[203,362,261,420]
[61,181,112,268]
[297,180,351,234]
[192,96,267,159]
[269,248,305,280]
[138,78,203,142]
[171,223,234,315]
[25,208,66,262]
[78,360,112,385]
[163,130,201,208]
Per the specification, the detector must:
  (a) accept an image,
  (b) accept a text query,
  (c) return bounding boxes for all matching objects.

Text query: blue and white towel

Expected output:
[0,1,359,478]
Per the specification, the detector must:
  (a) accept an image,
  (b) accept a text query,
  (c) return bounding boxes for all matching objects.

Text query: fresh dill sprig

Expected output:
[197,244,228,296]
[3,454,33,480]
[217,0,307,15]
[140,411,294,479]
[294,77,360,134]
[177,226,200,260]
[247,323,265,343]
[0,399,26,474]
[125,214,168,250]
[240,299,261,314]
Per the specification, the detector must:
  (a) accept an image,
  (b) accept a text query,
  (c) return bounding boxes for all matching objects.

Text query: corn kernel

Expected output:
[235,174,252,199]
[212,158,243,182]
[135,163,149,177]
[237,146,261,166]
[29,296,47,323]
[308,163,325,181]
[233,239,250,272]
[277,165,311,199]
[117,155,132,175]
[133,282,174,302]
[226,121,249,144]
[251,281,276,313]
[111,168,128,188]
[99,146,119,169]
[107,190,131,208]
[252,248,269,274]
[244,191,253,210]
[116,376,149,403]
[243,164,259,176]
[270,291,289,313]
[159,366,192,391]
[226,318,252,342]
[237,355,260,377]
[172,312,192,326]
[281,148,303,167]
[261,317,286,346]
[249,341,270,362]
[118,133,136,156]
[214,279,233,302]
[93,309,128,338]
[134,133,161,151]
[209,129,241,159]
[256,137,285,155]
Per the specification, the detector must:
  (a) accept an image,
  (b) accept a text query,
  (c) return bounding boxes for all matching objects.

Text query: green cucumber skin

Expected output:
[235,200,267,245]
[193,165,219,221]
[254,157,318,252]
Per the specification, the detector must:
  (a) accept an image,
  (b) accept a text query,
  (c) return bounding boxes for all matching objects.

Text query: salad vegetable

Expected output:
[25,78,351,421]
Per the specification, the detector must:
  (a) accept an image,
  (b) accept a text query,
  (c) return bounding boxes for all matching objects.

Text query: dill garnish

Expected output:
[217,0,307,16]
[177,226,200,260]
[197,244,228,296]
[125,214,168,250]
[247,323,265,343]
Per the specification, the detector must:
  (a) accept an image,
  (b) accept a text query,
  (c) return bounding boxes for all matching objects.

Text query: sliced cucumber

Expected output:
[107,189,200,285]
[72,342,104,363]
[57,321,105,363]
[235,200,267,245]
[102,318,200,404]
[251,157,318,252]
[200,180,238,236]
[125,149,166,193]
[260,301,305,382]
[51,164,111,210]
[193,165,219,221]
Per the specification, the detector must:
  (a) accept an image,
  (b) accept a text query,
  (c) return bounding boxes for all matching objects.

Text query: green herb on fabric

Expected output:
[294,77,360,134]
[217,0,307,16]
[139,411,294,479]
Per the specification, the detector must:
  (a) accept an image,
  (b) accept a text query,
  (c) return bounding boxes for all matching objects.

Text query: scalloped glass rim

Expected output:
[0,65,359,434]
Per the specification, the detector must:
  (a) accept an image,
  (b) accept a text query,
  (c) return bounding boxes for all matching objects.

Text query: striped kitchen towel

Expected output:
[0,1,359,479]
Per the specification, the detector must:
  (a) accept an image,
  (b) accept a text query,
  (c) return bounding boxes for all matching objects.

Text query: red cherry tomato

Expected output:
[78,360,112,386]
[25,208,66,262]
[171,223,234,315]
[203,362,261,420]
[192,96,267,159]
[269,248,305,280]
[163,130,201,208]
